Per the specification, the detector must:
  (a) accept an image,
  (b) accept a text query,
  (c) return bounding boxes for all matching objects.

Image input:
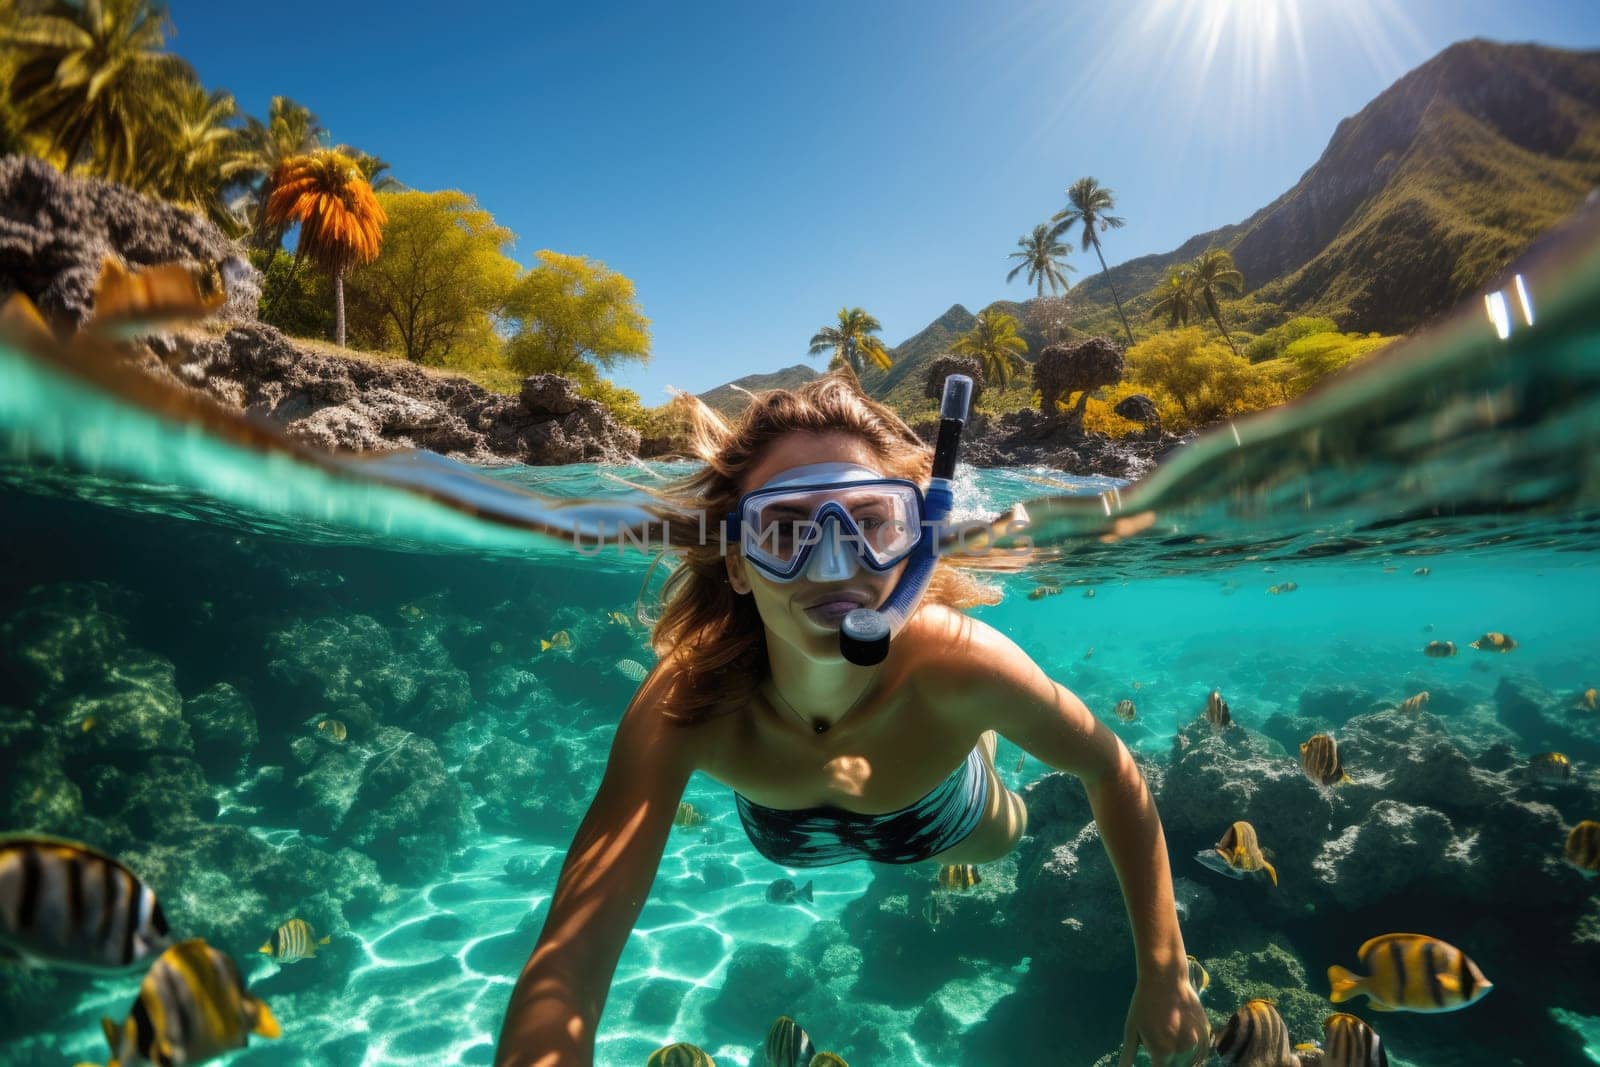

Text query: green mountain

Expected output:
[696,364,819,418]
[701,39,1600,417]
[1072,39,1600,335]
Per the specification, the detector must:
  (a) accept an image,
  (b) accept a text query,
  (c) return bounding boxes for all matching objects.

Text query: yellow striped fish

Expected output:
[1213,998,1293,1065]
[258,917,330,963]
[0,835,171,972]
[673,802,706,829]
[1423,641,1457,658]
[540,629,572,652]
[1469,631,1516,652]
[1300,733,1351,787]
[646,1044,715,1067]
[1187,955,1210,996]
[608,611,634,628]
[1294,1042,1325,1065]
[1397,691,1429,713]
[1564,820,1600,875]
[809,1055,848,1066]
[1328,933,1492,1013]
[1320,1012,1387,1066]
[316,719,347,742]
[1205,689,1232,729]
[763,1015,816,1067]
[1579,687,1598,711]
[89,256,227,337]
[1113,699,1137,723]
[1197,821,1278,886]
[100,938,279,1067]
[936,864,982,890]
[615,659,649,683]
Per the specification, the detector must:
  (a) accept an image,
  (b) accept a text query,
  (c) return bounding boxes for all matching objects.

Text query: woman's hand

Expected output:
[1117,968,1210,1067]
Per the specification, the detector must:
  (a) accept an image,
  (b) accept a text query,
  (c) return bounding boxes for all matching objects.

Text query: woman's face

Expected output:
[727,432,910,658]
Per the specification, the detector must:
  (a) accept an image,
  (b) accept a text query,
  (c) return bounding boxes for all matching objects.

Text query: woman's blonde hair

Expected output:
[642,369,999,726]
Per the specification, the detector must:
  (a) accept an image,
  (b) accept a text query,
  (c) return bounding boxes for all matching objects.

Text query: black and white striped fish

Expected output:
[258,917,330,963]
[1320,1012,1388,1067]
[1214,998,1294,1066]
[100,938,279,1067]
[762,1014,816,1067]
[0,835,170,972]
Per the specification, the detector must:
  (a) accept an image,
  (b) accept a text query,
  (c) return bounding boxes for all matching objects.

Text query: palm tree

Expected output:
[333,144,405,192]
[808,307,891,375]
[1188,248,1245,355]
[264,150,387,347]
[950,308,1029,390]
[1006,223,1075,298]
[224,96,325,250]
[1050,177,1134,347]
[1148,267,1197,329]
[2,0,191,178]
[135,80,245,233]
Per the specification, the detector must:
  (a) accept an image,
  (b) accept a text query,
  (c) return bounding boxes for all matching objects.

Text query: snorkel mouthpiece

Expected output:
[839,374,972,666]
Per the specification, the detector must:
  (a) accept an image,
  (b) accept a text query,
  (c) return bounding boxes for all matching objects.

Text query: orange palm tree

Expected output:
[264,150,386,346]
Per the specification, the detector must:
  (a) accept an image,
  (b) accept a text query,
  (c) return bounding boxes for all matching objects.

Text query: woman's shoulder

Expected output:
[899,603,1013,687]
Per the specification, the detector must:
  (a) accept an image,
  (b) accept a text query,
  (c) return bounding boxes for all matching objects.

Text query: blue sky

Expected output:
[169,1,1600,402]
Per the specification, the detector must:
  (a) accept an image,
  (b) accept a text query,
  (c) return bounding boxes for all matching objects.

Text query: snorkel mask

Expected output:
[726,374,973,665]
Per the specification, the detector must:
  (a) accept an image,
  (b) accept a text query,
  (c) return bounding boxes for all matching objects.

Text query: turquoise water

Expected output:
[2,223,1599,1065]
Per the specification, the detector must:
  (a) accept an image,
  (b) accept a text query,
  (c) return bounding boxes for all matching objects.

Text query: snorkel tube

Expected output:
[839,374,973,666]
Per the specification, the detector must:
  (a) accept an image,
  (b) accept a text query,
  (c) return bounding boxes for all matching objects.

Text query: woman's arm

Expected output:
[496,666,696,1067]
[919,613,1187,977]
[917,611,1208,1063]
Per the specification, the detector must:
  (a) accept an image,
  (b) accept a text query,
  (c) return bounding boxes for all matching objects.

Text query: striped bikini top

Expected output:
[732,746,988,868]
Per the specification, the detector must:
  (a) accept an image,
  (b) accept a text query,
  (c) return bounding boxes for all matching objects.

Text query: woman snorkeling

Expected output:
[496,372,1208,1066]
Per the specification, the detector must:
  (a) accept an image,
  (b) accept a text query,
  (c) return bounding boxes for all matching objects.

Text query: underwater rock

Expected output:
[63,647,194,755]
[337,726,474,882]
[460,737,549,836]
[123,827,389,961]
[704,942,821,1035]
[698,858,741,892]
[0,154,250,327]
[632,977,693,1026]
[1203,935,1328,1042]
[502,855,544,887]
[266,614,471,739]
[1311,799,1472,908]
[289,737,369,836]
[76,755,220,844]
[1160,719,1334,892]
[183,681,259,777]
[0,581,136,705]
[1172,876,1217,928]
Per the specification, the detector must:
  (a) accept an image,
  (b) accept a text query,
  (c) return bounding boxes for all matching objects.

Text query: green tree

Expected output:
[131,77,244,233]
[251,246,332,338]
[1050,177,1134,347]
[808,307,891,375]
[2,0,190,178]
[1188,248,1245,356]
[1125,327,1257,428]
[1006,223,1074,298]
[1244,316,1338,363]
[344,189,520,365]
[264,150,387,347]
[950,308,1029,390]
[225,96,325,251]
[1149,267,1197,329]
[502,250,651,377]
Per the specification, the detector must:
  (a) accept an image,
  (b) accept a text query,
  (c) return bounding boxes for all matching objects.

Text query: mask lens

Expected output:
[743,483,921,573]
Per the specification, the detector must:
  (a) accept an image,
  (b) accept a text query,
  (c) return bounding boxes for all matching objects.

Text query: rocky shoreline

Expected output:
[2,154,1181,479]
[0,154,638,467]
